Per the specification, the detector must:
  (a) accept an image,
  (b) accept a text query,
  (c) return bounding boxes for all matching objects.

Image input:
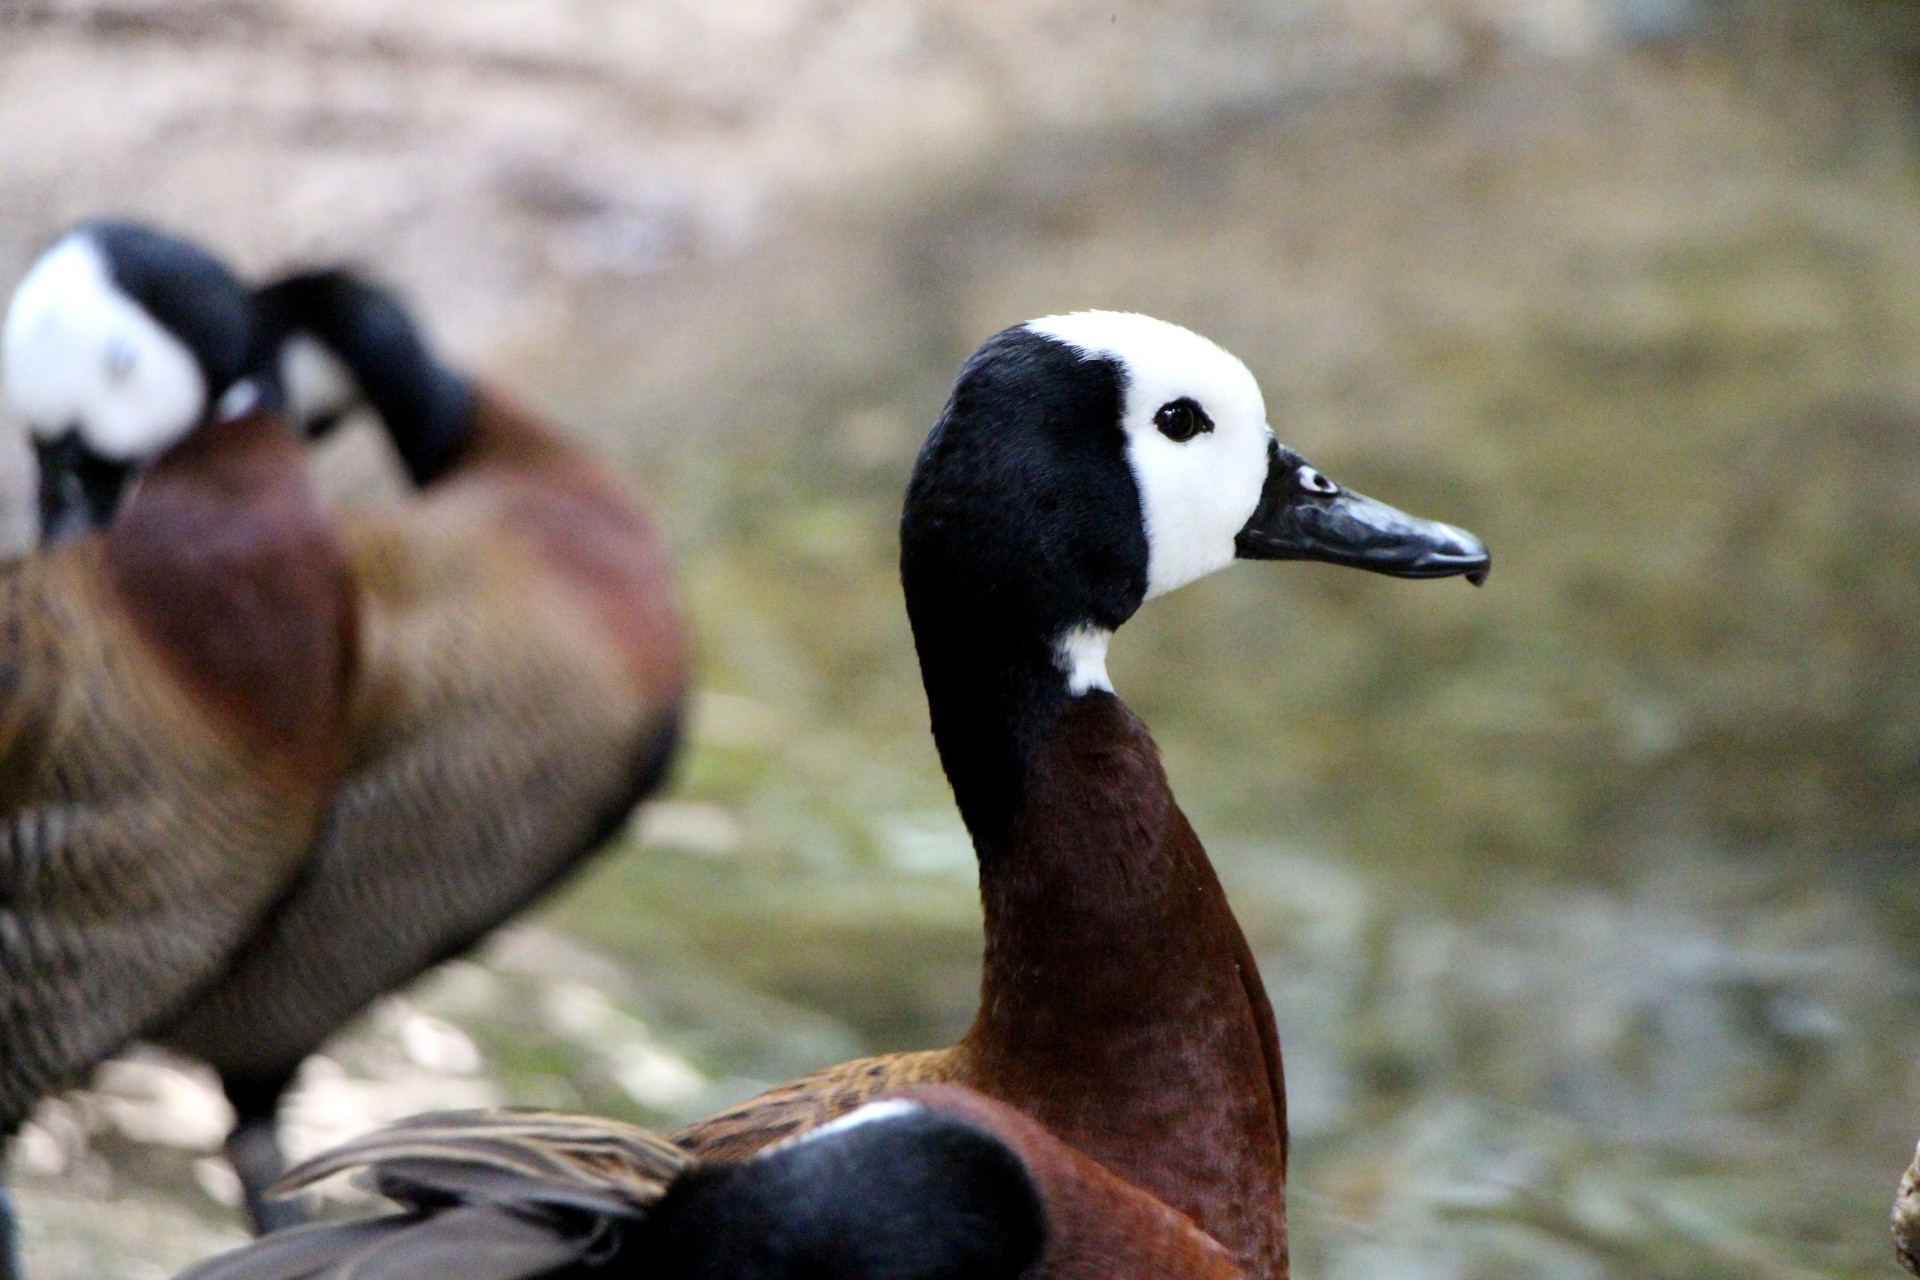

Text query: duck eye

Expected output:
[104,335,137,384]
[1153,397,1213,443]
[1296,465,1339,496]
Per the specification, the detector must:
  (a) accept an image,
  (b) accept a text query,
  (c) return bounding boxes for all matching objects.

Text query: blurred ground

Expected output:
[6,1,1920,1276]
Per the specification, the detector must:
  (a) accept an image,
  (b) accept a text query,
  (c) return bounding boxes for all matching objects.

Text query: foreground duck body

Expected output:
[678,690,1290,1270]
[153,270,688,1230]
[0,224,358,1275]
[677,313,1488,1280]
[177,1084,1238,1280]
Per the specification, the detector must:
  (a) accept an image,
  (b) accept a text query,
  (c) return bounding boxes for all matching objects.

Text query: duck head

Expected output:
[3,221,262,544]
[901,311,1488,841]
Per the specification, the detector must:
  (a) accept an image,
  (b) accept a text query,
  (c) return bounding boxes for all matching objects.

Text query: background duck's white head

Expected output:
[3,222,258,541]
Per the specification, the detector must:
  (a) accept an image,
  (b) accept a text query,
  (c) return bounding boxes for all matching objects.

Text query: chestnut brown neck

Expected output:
[107,412,357,778]
[955,692,1288,1280]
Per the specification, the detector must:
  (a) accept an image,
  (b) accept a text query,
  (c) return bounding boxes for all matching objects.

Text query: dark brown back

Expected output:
[448,387,686,691]
[110,412,358,776]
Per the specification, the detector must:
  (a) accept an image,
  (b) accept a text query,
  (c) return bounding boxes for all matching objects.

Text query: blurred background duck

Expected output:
[152,265,688,1233]
[177,1084,1237,1280]
[674,313,1489,1280]
[0,222,360,1279]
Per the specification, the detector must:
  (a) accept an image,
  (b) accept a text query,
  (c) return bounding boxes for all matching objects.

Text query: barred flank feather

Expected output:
[158,273,688,1234]
[0,414,355,1138]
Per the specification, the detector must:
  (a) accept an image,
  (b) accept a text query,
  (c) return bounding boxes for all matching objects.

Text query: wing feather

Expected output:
[278,1108,689,1214]
[184,1111,685,1280]
[672,1050,953,1161]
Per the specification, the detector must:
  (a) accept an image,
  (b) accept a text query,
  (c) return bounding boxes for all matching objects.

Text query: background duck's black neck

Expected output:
[900,325,1146,851]
[256,270,473,484]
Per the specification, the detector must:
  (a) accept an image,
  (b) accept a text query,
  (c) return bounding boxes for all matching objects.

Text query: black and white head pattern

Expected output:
[1020,311,1279,694]
[1028,311,1274,600]
[903,310,1485,840]
[251,268,473,482]
[3,223,256,463]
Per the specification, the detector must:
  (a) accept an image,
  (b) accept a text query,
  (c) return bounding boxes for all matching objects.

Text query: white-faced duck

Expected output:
[674,312,1489,1280]
[0,223,359,1279]
[151,267,688,1233]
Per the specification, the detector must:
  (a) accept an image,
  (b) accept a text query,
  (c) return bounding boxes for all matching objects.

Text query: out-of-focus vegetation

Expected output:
[8,2,1920,1277]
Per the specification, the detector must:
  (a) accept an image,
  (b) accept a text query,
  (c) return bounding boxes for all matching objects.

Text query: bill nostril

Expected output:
[1296,465,1339,496]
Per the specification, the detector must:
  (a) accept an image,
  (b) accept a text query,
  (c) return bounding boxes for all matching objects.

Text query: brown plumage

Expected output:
[157,306,1482,1280]
[154,276,687,1228]
[0,408,357,1139]
[676,312,1488,1280]
[900,1086,1243,1280]
[0,219,373,1277]
[675,696,1289,1274]
[673,1053,954,1160]
[174,1086,1237,1280]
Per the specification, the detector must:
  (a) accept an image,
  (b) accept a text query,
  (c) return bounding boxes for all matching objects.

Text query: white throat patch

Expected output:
[1054,625,1113,696]
[3,233,206,460]
[1025,311,1273,601]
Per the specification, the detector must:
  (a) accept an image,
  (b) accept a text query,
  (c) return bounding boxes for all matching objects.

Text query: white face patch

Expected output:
[279,331,359,430]
[3,233,206,459]
[1054,624,1113,696]
[1025,311,1273,601]
[770,1100,926,1155]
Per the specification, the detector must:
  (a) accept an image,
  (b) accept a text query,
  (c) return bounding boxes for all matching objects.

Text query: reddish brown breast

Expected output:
[106,411,357,782]
[901,1084,1245,1280]
[953,692,1289,1280]
[438,385,687,700]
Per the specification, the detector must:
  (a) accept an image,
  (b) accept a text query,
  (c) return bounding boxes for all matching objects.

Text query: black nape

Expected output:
[642,1109,1045,1280]
[253,270,473,485]
[85,220,257,405]
[900,325,1148,849]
